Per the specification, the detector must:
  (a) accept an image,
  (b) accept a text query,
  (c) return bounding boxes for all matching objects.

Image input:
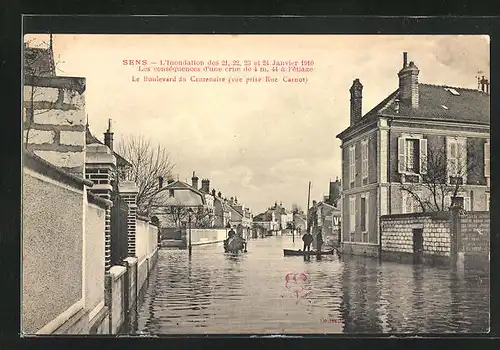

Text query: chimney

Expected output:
[349,79,363,125]
[212,189,216,197]
[158,176,164,189]
[218,191,222,198]
[191,171,199,189]
[398,52,419,109]
[201,179,210,193]
[104,119,114,151]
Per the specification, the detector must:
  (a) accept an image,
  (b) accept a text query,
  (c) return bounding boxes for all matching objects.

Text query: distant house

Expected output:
[149,178,208,232]
[213,191,231,228]
[86,120,132,181]
[336,52,490,257]
[310,201,341,248]
[253,211,279,236]
[224,197,253,237]
[292,212,307,233]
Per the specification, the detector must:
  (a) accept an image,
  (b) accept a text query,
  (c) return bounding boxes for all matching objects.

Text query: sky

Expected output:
[24,34,489,214]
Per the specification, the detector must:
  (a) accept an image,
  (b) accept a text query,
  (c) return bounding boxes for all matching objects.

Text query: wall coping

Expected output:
[137,215,150,223]
[381,211,450,220]
[24,75,86,94]
[124,257,138,266]
[87,191,113,209]
[23,150,93,190]
[108,266,126,281]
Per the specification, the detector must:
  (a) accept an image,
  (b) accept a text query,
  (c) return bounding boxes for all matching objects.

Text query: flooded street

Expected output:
[132,236,489,334]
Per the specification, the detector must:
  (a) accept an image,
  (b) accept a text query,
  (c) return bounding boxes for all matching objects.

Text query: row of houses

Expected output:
[149,172,254,240]
[336,52,490,260]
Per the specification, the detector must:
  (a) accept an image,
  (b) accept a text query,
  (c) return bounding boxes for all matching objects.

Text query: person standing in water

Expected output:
[302,231,313,252]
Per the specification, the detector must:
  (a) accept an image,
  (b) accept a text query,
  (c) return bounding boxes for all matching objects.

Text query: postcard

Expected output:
[22,31,490,335]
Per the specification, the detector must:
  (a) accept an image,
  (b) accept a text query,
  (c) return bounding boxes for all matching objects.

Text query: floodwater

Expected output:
[130,236,489,334]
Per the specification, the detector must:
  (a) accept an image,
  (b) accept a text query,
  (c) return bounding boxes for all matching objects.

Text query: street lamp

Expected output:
[187,207,194,257]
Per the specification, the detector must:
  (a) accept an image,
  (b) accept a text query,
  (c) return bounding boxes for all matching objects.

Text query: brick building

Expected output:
[336,52,490,257]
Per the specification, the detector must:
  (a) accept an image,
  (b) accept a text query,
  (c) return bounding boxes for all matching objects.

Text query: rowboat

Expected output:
[283,249,334,257]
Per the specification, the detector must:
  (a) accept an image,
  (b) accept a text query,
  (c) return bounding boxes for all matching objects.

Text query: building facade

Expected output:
[336,52,490,257]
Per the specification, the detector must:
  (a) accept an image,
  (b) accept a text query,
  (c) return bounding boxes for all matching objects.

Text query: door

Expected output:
[412,228,424,263]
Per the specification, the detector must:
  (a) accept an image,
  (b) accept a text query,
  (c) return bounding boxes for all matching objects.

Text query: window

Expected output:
[402,191,423,214]
[445,194,471,211]
[349,145,355,188]
[349,196,356,233]
[398,136,427,175]
[361,139,369,185]
[405,139,419,173]
[447,137,467,181]
[360,193,369,233]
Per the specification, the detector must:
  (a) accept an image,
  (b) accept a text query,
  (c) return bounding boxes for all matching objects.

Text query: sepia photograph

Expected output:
[21,32,490,335]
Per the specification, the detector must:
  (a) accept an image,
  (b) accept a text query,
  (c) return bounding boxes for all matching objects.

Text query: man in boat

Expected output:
[302,231,313,252]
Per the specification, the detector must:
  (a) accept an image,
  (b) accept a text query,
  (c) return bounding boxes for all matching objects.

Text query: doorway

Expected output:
[412,228,424,263]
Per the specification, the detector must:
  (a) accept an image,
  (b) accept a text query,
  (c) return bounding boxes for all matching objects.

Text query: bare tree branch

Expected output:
[400,142,480,212]
[116,134,175,215]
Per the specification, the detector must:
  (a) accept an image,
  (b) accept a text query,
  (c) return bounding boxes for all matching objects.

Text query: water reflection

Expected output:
[132,236,489,334]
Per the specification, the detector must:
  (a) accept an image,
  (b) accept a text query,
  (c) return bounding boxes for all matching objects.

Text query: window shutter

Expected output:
[419,138,427,174]
[349,197,356,233]
[485,141,490,178]
[365,193,369,235]
[398,137,406,173]
[459,139,468,183]
[401,191,407,214]
[464,197,471,211]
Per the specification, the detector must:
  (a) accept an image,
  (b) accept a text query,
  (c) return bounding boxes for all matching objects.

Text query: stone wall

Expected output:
[187,228,228,245]
[457,211,490,271]
[380,210,490,269]
[22,153,87,334]
[84,194,110,331]
[341,243,379,257]
[24,76,86,176]
[107,266,127,334]
[460,211,490,254]
[381,212,451,260]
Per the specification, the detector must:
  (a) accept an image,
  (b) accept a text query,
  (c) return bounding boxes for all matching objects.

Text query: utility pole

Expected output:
[306,181,311,233]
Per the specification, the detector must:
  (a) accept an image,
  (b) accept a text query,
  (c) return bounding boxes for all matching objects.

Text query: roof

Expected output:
[253,212,273,222]
[382,84,490,124]
[228,204,244,219]
[85,125,131,167]
[337,83,490,139]
[150,180,206,207]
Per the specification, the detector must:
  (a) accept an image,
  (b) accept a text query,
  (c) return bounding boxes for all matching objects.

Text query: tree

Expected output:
[400,142,481,212]
[116,135,175,216]
[291,203,303,214]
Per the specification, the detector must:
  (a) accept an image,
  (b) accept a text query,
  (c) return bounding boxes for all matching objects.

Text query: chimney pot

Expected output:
[349,79,363,125]
[398,54,419,109]
[104,119,114,151]
[403,52,408,68]
[191,171,199,189]
[158,176,164,189]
